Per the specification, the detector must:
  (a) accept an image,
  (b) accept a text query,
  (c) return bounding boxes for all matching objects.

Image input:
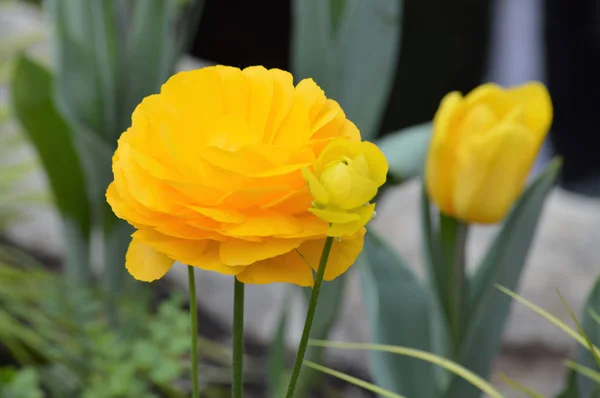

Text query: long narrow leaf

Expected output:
[497,285,593,351]
[445,159,561,398]
[500,373,544,398]
[309,340,504,398]
[11,55,91,284]
[358,229,436,397]
[303,360,406,398]
[291,0,402,140]
[575,275,600,397]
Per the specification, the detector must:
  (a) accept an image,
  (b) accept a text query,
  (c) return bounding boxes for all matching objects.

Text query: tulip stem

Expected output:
[188,265,199,398]
[232,278,245,398]
[286,236,334,398]
[439,215,469,354]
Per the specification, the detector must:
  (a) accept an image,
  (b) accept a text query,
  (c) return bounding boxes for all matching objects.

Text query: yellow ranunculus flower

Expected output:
[425,82,553,224]
[106,65,367,286]
[302,139,388,237]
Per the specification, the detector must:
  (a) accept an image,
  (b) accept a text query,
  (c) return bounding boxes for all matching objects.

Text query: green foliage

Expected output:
[375,122,432,185]
[359,159,561,398]
[445,159,561,398]
[0,367,44,398]
[575,275,600,397]
[291,0,402,140]
[11,55,92,285]
[358,230,436,397]
[0,248,234,397]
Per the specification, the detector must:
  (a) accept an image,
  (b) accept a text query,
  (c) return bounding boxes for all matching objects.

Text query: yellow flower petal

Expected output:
[301,168,330,204]
[221,214,302,237]
[452,122,537,223]
[189,241,245,275]
[133,229,210,264]
[219,238,303,266]
[327,204,375,237]
[297,228,365,281]
[309,207,360,223]
[235,249,314,286]
[182,204,246,223]
[126,237,174,282]
[507,82,552,143]
[243,66,275,135]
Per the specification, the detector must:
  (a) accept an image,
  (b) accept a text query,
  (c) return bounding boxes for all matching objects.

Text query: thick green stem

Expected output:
[285,236,334,398]
[439,214,469,354]
[188,266,199,398]
[232,278,245,398]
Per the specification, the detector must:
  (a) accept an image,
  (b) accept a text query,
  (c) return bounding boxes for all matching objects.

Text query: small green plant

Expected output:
[0,367,44,398]
[0,245,237,397]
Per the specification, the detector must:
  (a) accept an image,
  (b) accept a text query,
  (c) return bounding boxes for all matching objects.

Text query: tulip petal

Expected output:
[126,237,174,282]
[507,82,553,143]
[296,228,365,281]
[426,91,464,214]
[453,122,537,223]
[235,249,314,286]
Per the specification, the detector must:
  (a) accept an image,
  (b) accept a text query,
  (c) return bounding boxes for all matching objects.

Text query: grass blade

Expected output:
[302,360,406,398]
[309,340,504,398]
[566,361,600,385]
[500,373,544,398]
[557,289,600,368]
[496,285,600,354]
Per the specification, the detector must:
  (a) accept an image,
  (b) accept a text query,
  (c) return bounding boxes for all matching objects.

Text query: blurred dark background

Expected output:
[188,0,600,197]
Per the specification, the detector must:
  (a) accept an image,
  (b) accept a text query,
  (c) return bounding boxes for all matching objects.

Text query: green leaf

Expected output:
[303,360,406,398]
[575,275,600,397]
[500,373,544,398]
[567,361,600,386]
[309,340,504,398]
[444,158,562,398]
[46,0,111,139]
[358,229,436,397]
[556,369,579,398]
[292,0,402,140]
[11,55,91,284]
[376,122,432,184]
[125,0,178,127]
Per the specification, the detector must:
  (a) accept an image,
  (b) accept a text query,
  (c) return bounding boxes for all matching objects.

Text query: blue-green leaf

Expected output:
[358,229,436,398]
[292,0,402,140]
[46,0,117,140]
[575,275,600,397]
[444,158,562,398]
[376,122,432,184]
[11,55,91,284]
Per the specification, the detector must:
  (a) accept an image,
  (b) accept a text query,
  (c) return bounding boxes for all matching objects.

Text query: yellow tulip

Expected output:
[425,82,553,224]
[302,139,388,237]
[106,65,369,286]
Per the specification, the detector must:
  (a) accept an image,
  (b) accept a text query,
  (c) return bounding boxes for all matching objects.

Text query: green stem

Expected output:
[439,214,469,354]
[285,236,334,398]
[188,266,199,398]
[232,278,245,398]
